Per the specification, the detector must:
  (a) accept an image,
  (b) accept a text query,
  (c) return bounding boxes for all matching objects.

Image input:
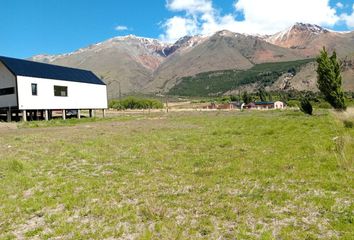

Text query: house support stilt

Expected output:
[44,110,49,121]
[89,109,95,118]
[6,109,11,122]
[22,110,27,122]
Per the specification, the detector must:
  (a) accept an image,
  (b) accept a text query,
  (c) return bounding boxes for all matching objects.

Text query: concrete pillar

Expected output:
[22,110,27,122]
[44,110,49,121]
[62,110,66,120]
[6,109,11,122]
[89,109,95,118]
[77,110,81,119]
[102,109,106,118]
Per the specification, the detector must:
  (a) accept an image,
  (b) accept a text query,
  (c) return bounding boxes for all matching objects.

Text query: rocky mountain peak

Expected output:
[292,23,329,34]
[265,22,330,46]
[161,35,208,56]
[214,30,236,37]
[174,36,194,45]
[110,35,167,48]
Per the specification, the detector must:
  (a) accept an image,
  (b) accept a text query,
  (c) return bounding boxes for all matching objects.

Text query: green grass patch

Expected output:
[0,110,353,239]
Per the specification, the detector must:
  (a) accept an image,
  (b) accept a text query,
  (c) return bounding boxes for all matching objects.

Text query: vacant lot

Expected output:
[0,110,353,239]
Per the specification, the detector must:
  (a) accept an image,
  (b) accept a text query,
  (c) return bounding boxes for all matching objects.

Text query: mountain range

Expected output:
[30,23,354,97]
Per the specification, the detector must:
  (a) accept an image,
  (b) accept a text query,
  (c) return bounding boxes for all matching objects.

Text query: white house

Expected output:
[274,101,284,109]
[0,56,107,121]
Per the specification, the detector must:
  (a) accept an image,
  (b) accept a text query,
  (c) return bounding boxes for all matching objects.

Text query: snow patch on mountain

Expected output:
[30,23,352,64]
[266,23,329,44]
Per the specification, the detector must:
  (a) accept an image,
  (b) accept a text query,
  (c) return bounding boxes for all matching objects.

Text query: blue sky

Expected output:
[1,0,353,58]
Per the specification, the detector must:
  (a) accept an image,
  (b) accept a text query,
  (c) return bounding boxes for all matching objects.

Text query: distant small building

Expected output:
[204,102,235,110]
[204,102,217,109]
[231,101,244,109]
[245,102,256,109]
[274,101,284,109]
[246,101,285,110]
[255,102,274,109]
[217,103,234,110]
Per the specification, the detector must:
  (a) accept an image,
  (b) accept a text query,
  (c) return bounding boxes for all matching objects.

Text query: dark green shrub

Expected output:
[221,96,231,103]
[343,120,353,128]
[300,98,313,115]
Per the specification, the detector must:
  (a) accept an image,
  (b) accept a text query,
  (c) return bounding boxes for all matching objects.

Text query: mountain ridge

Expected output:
[29,23,354,97]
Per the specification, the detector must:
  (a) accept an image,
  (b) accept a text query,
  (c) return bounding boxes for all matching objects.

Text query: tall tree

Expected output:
[258,87,267,102]
[316,48,346,110]
[242,91,252,104]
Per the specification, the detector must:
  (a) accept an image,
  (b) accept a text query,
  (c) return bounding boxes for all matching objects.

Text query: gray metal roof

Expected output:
[0,56,105,85]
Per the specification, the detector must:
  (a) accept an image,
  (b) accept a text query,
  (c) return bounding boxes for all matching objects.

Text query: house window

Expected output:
[54,85,68,97]
[31,83,37,96]
[0,87,15,96]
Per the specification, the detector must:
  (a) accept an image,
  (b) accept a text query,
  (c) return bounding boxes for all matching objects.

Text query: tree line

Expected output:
[109,97,163,110]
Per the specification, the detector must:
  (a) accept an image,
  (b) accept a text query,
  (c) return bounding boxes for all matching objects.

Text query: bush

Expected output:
[109,100,125,110]
[286,100,300,108]
[300,98,313,115]
[316,102,332,109]
[230,95,240,102]
[221,96,231,103]
[109,97,163,110]
[343,120,353,129]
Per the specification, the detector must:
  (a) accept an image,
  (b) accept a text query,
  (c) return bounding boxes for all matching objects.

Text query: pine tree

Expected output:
[242,91,252,104]
[316,48,346,110]
[258,88,267,102]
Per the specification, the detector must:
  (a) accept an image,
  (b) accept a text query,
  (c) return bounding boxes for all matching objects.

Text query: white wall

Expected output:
[274,101,284,109]
[0,62,17,108]
[17,76,107,110]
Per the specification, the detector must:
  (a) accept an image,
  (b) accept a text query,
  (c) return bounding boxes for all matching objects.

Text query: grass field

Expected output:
[0,110,353,239]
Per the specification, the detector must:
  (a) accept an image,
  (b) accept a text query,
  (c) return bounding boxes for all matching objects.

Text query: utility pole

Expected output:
[118,82,122,100]
[165,95,169,113]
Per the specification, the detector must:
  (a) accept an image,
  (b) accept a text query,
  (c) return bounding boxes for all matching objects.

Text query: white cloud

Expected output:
[166,0,213,14]
[336,2,344,8]
[160,16,198,42]
[161,0,345,43]
[234,0,339,33]
[115,25,128,31]
[341,4,354,28]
